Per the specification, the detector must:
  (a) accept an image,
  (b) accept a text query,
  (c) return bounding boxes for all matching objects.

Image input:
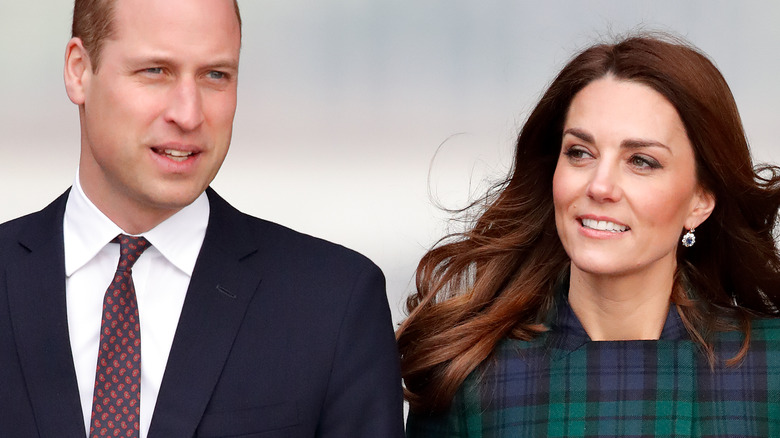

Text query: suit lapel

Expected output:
[6,190,87,437]
[148,189,264,437]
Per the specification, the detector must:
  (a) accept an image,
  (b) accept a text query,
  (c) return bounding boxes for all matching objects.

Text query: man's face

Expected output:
[72,0,241,232]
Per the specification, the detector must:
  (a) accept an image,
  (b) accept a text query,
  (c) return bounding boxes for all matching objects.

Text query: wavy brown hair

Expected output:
[397,34,780,414]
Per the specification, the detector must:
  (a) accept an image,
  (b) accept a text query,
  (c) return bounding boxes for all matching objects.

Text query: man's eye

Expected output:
[207,71,226,80]
[144,67,163,74]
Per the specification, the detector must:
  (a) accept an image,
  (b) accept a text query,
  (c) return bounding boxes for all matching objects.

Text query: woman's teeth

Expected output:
[581,218,628,232]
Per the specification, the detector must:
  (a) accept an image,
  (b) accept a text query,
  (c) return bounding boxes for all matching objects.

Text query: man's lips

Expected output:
[151,146,200,162]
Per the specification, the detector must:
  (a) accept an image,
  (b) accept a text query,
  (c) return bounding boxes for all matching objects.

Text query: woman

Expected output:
[397,35,780,437]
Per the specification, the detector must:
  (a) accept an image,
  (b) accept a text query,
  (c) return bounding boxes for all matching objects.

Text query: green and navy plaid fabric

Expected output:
[407,296,780,437]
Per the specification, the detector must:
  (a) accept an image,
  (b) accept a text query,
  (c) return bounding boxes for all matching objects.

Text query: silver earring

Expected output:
[681,228,696,247]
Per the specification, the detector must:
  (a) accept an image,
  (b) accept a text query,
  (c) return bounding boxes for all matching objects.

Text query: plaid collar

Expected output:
[544,282,689,360]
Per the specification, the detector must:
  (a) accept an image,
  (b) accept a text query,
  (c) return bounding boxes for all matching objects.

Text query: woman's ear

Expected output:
[686,187,716,230]
[63,37,92,105]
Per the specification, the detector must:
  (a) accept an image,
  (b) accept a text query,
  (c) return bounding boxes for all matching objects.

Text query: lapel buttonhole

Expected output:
[216,285,237,299]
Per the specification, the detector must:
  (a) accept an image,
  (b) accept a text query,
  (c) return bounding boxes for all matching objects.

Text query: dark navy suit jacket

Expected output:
[0,188,404,437]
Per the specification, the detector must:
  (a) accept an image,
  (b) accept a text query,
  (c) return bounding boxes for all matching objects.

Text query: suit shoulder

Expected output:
[0,190,68,234]
[0,196,68,274]
[206,189,382,279]
[0,216,26,258]
[240,212,377,270]
[0,208,51,249]
[0,213,31,239]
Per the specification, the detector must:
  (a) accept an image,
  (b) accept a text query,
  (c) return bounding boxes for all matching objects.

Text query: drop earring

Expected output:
[681,228,696,248]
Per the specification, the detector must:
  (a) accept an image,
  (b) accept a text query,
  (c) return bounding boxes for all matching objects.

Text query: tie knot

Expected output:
[114,234,152,272]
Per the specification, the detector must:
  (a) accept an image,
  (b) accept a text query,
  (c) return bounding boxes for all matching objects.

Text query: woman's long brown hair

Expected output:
[397,34,780,415]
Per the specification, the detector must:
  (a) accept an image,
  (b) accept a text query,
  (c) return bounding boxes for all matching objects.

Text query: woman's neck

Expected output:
[567,263,675,341]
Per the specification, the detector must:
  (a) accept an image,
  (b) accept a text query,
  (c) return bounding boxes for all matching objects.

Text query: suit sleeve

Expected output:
[315,263,405,438]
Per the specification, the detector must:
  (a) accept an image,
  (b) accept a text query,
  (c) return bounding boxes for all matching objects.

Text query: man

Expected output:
[0,0,404,436]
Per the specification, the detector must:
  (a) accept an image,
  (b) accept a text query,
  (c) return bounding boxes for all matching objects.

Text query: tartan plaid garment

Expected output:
[407,293,780,437]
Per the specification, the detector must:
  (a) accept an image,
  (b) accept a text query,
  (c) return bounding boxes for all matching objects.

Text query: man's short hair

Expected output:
[72,0,242,71]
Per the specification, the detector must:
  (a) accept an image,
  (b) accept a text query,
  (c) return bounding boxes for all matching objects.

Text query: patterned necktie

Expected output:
[90,235,151,438]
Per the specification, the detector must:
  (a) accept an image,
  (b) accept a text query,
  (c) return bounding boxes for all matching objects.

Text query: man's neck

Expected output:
[77,171,180,235]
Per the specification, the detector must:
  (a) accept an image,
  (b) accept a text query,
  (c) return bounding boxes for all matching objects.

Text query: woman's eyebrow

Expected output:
[562,127,594,143]
[621,138,671,152]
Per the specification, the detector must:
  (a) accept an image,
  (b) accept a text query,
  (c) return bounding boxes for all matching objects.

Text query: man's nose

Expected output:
[164,78,204,131]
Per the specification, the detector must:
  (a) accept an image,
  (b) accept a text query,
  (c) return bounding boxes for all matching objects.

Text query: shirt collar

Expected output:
[64,173,209,277]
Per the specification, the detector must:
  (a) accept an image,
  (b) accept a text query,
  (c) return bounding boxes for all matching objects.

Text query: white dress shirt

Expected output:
[64,175,209,438]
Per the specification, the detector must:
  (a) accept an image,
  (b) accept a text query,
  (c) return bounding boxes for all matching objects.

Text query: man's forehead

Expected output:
[105,0,241,60]
[110,0,240,41]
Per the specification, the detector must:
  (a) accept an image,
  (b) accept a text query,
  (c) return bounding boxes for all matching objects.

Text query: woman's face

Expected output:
[552,76,714,280]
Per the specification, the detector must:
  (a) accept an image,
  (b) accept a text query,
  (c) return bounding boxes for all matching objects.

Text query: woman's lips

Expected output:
[580,217,630,233]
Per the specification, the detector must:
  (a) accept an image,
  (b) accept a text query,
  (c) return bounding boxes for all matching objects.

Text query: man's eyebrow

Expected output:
[127,56,174,66]
[127,56,239,71]
[205,60,240,71]
[562,128,594,143]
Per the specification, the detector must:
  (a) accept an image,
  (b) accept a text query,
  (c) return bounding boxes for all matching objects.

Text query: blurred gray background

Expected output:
[1,1,778,324]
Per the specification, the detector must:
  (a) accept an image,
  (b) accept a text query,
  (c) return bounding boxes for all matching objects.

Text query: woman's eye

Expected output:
[629,154,662,169]
[563,146,592,160]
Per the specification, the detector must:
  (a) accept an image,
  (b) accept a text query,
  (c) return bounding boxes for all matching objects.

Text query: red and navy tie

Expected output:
[90,235,151,437]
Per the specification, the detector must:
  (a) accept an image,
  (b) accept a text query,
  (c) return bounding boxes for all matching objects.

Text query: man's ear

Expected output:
[64,37,92,105]
[686,187,716,230]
